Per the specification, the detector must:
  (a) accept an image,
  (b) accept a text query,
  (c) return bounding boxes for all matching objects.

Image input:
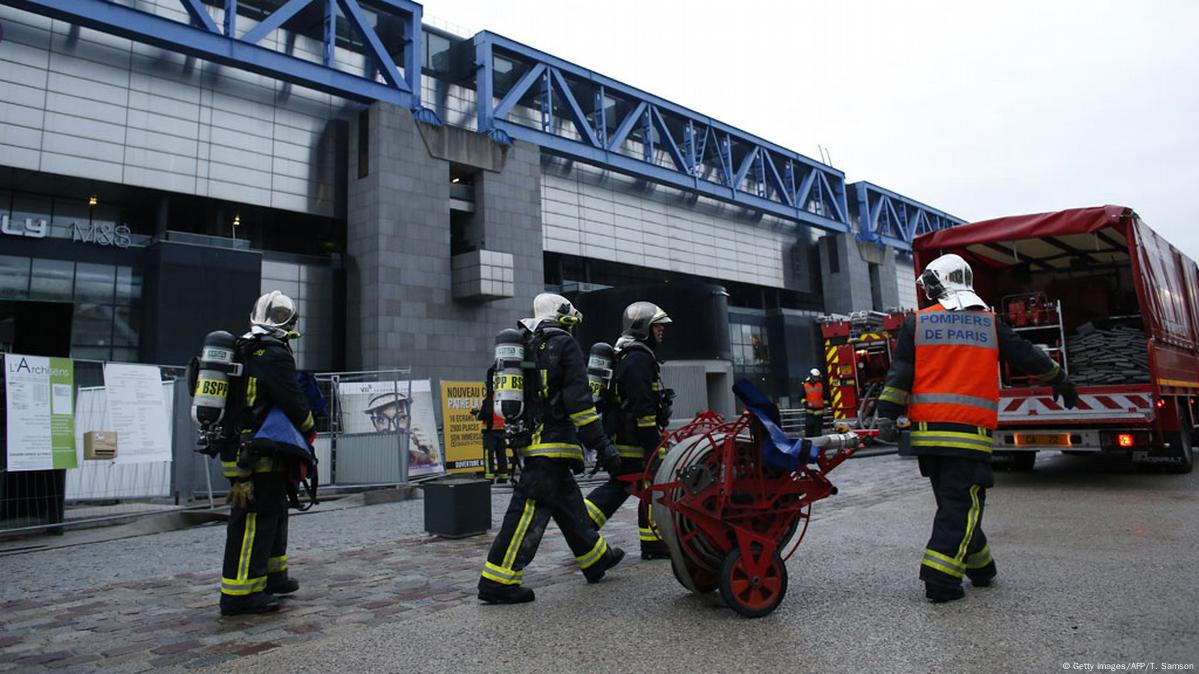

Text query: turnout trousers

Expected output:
[221,472,291,598]
[805,412,824,438]
[583,457,667,555]
[479,457,614,589]
[482,430,509,479]
[917,455,997,590]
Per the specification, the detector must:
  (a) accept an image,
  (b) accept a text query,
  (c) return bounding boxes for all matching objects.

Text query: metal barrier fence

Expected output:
[313,368,448,487]
[0,358,189,534]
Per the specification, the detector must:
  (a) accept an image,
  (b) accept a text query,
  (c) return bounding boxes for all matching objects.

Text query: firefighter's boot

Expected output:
[925,582,965,604]
[219,592,281,616]
[477,583,535,604]
[583,546,626,583]
[640,542,670,561]
[267,575,299,595]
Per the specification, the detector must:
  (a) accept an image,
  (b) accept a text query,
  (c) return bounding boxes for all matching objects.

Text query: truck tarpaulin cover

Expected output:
[913,205,1133,252]
[912,204,1199,350]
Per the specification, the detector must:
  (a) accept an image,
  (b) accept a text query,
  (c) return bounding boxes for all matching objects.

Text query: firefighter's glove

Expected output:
[227,480,254,508]
[597,441,623,476]
[877,417,900,443]
[1053,379,1079,410]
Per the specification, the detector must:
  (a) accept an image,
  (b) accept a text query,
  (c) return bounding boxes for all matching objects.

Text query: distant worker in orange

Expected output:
[803,368,825,437]
[877,253,1078,603]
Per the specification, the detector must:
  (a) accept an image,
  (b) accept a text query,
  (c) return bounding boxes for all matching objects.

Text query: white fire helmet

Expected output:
[917,253,986,311]
[250,290,299,337]
[530,293,582,328]
[809,368,821,379]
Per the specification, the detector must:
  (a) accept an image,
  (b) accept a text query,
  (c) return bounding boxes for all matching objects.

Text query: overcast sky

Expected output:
[425,0,1199,260]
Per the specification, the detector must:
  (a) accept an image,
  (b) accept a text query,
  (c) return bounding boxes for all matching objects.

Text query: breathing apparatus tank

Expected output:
[493,328,526,423]
[190,331,242,432]
[587,342,615,402]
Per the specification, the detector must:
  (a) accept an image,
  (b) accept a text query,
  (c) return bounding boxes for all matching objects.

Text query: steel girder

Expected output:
[474,31,852,236]
[2,0,439,121]
[850,181,964,251]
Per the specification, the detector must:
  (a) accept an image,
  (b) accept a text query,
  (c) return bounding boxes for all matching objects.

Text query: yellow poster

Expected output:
[440,380,486,474]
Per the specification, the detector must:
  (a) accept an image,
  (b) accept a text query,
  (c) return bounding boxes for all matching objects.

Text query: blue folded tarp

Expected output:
[732,379,818,471]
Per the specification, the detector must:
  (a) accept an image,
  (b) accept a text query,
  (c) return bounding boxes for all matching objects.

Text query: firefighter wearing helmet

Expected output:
[584,301,674,560]
[477,293,626,604]
[876,253,1078,603]
[218,291,316,616]
[803,367,825,437]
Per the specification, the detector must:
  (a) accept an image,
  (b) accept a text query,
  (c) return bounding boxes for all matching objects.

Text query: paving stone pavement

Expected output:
[0,454,918,673]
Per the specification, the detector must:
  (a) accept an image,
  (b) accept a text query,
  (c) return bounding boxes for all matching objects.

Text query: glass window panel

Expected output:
[0,255,30,299]
[90,204,120,230]
[29,258,74,301]
[114,266,142,304]
[110,347,139,363]
[71,346,111,362]
[50,197,91,241]
[426,33,451,71]
[74,263,115,304]
[71,303,114,348]
[112,305,139,347]
[10,193,51,224]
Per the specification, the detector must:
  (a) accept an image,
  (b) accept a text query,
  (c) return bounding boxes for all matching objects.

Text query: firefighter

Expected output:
[877,254,1078,603]
[584,302,673,560]
[803,368,825,437]
[477,364,510,483]
[219,291,315,616]
[477,294,625,604]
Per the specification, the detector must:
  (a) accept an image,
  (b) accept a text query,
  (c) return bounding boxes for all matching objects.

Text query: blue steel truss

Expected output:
[3,0,440,122]
[474,31,851,235]
[850,181,965,250]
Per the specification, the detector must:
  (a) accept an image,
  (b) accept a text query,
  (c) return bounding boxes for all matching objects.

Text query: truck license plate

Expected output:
[1016,433,1070,446]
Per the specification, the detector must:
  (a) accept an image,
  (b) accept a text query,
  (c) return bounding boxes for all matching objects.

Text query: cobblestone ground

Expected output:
[0,454,917,672]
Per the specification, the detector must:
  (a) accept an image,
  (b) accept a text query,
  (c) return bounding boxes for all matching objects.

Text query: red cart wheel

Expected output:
[718,547,788,618]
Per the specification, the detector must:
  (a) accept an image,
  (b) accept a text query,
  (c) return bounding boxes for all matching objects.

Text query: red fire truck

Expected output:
[820,310,910,435]
[912,205,1199,473]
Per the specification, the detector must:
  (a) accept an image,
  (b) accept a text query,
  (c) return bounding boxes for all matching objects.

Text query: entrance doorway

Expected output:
[0,300,72,358]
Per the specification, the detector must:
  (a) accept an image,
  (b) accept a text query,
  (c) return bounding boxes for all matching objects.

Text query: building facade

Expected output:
[0,0,961,405]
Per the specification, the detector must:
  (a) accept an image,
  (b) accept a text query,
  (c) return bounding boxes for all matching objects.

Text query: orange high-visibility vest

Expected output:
[804,381,824,409]
[909,303,1000,429]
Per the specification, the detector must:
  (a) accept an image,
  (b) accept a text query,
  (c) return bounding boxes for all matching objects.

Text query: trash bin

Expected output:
[422,477,491,538]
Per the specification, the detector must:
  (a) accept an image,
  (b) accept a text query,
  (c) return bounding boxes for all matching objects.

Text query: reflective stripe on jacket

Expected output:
[515,328,608,465]
[909,303,1000,430]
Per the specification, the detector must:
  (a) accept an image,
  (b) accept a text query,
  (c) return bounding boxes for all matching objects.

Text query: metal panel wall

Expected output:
[260,257,336,371]
[0,2,348,217]
[896,256,918,309]
[542,160,810,290]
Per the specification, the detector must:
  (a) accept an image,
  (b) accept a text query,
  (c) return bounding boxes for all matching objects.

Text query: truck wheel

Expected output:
[1010,451,1036,472]
[1167,401,1194,474]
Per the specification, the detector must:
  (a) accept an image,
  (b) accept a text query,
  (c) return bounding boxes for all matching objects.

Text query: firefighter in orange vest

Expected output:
[477,364,511,483]
[876,253,1078,603]
[803,368,825,437]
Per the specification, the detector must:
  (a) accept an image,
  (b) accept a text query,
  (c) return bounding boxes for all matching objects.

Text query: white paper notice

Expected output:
[4,354,76,471]
[102,363,172,464]
[52,384,73,416]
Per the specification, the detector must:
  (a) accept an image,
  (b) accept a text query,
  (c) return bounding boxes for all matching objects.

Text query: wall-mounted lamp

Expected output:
[233,213,241,227]
[450,177,461,184]
[88,194,98,206]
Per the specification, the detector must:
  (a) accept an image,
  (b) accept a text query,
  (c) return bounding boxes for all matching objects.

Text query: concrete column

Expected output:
[818,233,900,314]
[346,102,544,383]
